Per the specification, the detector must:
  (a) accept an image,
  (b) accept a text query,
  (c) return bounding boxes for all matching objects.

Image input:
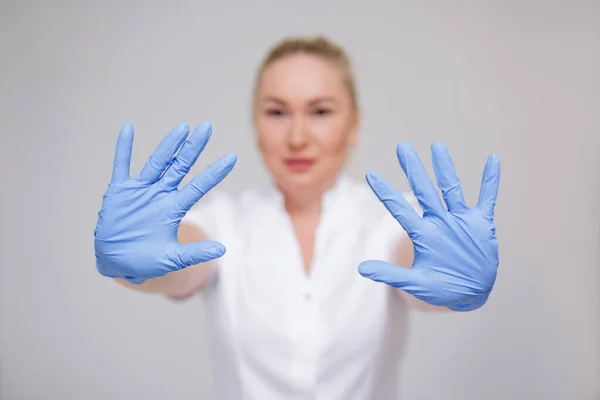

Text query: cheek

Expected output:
[256,121,285,155]
[313,132,351,179]
[316,124,352,157]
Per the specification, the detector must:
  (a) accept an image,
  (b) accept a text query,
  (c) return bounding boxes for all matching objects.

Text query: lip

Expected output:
[284,157,316,173]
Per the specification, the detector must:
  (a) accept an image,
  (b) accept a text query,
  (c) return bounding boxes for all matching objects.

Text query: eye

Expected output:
[266,108,285,117]
[313,108,332,116]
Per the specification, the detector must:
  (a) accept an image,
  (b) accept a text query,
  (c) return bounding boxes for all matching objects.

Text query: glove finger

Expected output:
[171,240,226,269]
[359,260,434,303]
[111,123,134,184]
[176,153,237,213]
[161,121,212,189]
[431,141,468,212]
[396,142,446,217]
[358,260,417,288]
[365,171,421,234]
[136,122,190,184]
[476,154,501,220]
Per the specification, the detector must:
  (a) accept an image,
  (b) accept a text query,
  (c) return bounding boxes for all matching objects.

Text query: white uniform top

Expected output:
[182,173,419,400]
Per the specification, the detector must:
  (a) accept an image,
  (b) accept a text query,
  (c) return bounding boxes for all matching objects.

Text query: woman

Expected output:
[94,36,500,399]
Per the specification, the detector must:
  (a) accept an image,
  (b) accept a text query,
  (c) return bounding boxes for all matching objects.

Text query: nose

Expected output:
[287,116,310,150]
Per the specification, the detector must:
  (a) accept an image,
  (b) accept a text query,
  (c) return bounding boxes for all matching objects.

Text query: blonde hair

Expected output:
[253,35,358,109]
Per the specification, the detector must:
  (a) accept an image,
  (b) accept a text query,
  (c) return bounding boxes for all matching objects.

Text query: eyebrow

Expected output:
[259,96,339,106]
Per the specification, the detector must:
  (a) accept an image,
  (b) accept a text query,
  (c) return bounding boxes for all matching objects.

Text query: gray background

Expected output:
[1,1,599,399]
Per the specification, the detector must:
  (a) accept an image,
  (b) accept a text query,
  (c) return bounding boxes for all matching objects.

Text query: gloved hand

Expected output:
[359,141,500,311]
[94,122,236,284]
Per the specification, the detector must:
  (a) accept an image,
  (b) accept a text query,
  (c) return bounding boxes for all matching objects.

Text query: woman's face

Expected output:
[254,53,358,200]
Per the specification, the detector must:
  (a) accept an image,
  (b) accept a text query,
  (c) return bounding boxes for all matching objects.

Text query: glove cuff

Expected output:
[448,292,490,312]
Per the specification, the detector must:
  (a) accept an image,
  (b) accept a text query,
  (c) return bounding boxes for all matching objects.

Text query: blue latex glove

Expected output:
[94,122,236,284]
[359,141,500,311]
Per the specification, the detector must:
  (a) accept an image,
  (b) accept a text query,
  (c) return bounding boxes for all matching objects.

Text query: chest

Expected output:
[232,207,395,349]
[205,197,409,398]
[288,214,319,275]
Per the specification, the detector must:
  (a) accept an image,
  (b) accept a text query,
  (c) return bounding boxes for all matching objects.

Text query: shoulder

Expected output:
[183,189,237,221]
[180,188,239,241]
[343,176,422,251]
[237,185,278,212]
[340,175,420,220]
[182,184,281,229]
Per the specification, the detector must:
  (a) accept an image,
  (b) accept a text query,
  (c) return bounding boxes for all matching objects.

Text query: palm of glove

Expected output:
[359,141,500,311]
[94,122,236,284]
[408,208,498,308]
[95,183,182,283]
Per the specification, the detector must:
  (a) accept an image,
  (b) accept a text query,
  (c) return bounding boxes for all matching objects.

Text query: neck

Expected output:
[278,172,345,217]
[281,175,340,217]
[284,192,322,217]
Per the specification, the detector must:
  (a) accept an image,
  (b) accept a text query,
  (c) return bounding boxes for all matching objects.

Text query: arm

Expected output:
[393,237,451,312]
[114,223,215,300]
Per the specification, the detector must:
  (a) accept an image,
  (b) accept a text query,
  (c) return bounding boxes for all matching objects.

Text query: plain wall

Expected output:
[1,1,599,399]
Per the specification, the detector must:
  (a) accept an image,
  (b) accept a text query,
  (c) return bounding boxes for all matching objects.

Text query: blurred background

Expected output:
[1,1,599,399]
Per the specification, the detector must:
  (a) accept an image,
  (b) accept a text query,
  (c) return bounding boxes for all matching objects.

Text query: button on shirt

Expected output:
[182,174,419,400]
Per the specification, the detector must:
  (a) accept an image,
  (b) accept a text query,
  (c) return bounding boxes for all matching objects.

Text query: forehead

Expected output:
[257,53,347,103]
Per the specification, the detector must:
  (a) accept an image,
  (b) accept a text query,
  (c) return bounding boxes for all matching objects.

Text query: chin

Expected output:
[276,168,336,194]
